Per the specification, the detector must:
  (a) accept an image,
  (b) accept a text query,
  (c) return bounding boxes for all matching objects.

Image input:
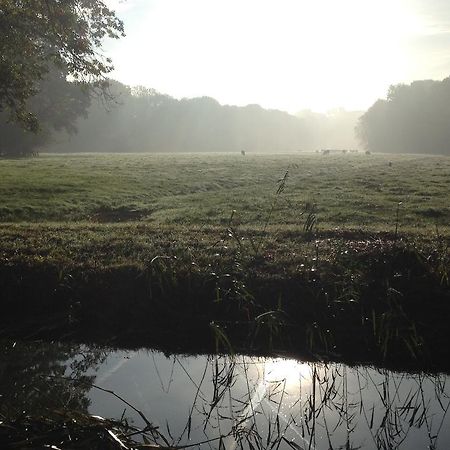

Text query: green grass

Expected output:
[0,151,448,279]
[0,152,448,234]
[0,153,449,368]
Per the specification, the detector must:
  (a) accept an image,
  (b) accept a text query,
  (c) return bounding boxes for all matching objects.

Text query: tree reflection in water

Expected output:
[0,339,107,417]
[1,341,450,449]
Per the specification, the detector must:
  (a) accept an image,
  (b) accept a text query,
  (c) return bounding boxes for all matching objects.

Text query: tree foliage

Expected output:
[0,0,124,131]
[356,78,450,155]
[0,66,91,156]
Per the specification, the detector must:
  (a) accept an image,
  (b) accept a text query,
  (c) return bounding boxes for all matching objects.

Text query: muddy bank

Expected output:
[1,241,449,372]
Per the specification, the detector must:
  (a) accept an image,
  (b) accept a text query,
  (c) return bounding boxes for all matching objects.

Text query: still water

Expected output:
[1,339,450,449]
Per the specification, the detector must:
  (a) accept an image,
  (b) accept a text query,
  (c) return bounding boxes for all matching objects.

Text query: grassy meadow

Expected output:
[1,152,449,367]
[0,152,449,231]
[1,151,448,272]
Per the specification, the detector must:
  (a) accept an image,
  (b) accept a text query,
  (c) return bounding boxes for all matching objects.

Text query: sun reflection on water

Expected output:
[264,358,312,387]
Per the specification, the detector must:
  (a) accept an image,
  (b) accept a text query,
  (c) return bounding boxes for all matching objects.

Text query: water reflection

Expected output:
[1,339,450,449]
[0,339,106,417]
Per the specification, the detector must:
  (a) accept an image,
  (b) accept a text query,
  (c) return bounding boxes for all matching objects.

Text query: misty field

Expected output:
[0,152,449,233]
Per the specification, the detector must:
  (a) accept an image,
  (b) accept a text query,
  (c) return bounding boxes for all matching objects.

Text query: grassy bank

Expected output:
[0,153,449,370]
[1,222,448,371]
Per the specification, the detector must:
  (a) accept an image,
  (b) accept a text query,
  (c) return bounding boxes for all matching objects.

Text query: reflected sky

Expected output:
[1,340,450,449]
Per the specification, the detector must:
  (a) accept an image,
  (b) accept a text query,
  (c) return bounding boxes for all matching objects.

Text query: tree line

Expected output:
[357,77,450,155]
[46,80,313,153]
[47,81,362,154]
[1,76,361,155]
[3,70,450,156]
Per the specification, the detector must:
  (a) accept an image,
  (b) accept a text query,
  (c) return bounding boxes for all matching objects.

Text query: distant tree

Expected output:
[357,78,450,155]
[355,100,391,152]
[0,0,124,132]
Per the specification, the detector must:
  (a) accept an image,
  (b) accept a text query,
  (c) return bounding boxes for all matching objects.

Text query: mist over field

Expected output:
[3,55,450,157]
[3,75,450,156]
[44,82,362,153]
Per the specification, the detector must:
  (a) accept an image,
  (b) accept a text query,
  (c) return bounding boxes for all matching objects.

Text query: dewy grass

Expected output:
[0,152,448,233]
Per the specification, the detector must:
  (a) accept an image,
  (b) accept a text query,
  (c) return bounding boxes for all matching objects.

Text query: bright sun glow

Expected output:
[105,0,448,112]
[264,358,312,387]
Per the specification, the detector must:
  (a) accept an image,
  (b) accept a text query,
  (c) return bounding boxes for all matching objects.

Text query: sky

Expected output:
[104,0,450,113]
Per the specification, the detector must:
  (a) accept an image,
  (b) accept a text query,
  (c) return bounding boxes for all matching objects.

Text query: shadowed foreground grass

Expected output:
[0,221,448,372]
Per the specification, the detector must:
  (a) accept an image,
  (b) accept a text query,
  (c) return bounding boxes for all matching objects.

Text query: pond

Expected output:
[1,339,450,449]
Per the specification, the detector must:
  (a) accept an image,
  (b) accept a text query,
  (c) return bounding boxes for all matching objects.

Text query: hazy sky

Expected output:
[104,0,450,113]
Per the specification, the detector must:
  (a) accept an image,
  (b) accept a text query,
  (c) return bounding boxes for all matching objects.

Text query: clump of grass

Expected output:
[0,411,153,449]
[394,201,402,241]
[302,201,317,238]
